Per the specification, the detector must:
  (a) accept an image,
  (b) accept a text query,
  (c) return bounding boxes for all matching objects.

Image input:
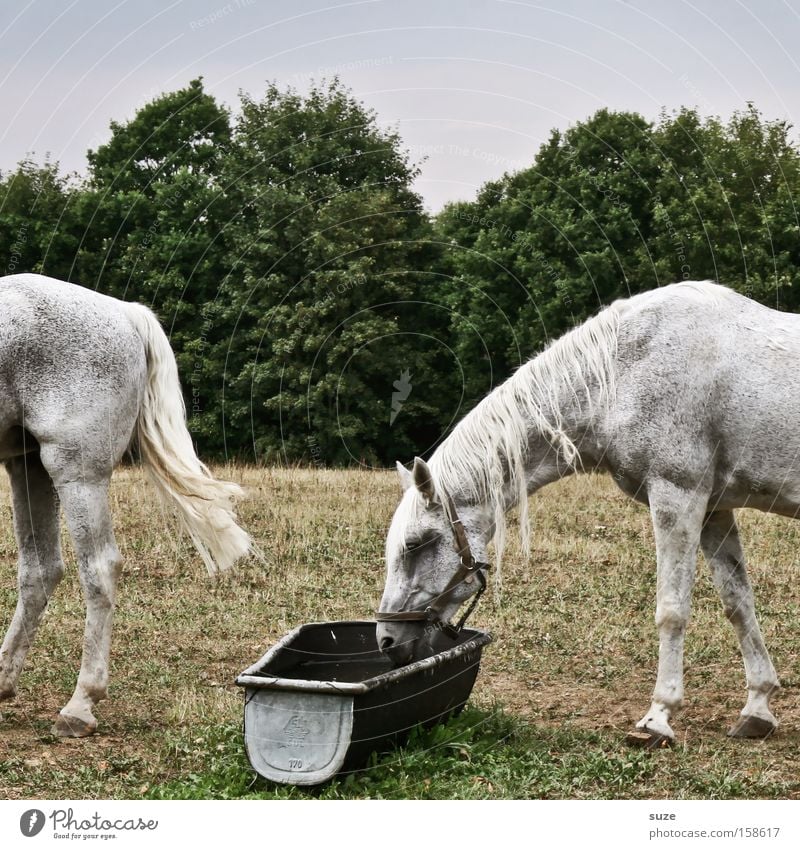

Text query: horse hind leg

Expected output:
[0,455,64,708]
[40,447,123,738]
[701,510,779,738]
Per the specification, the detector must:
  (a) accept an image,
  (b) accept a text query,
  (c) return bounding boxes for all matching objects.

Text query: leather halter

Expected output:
[375,491,491,639]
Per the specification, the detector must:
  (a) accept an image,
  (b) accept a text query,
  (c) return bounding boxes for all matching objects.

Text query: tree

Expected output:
[8,85,797,466]
[200,80,453,464]
[0,159,80,280]
[72,79,233,453]
[648,105,800,306]
[436,106,800,411]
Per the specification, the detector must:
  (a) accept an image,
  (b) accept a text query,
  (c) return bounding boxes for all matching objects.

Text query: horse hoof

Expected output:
[625,729,674,750]
[52,713,96,738]
[727,715,777,739]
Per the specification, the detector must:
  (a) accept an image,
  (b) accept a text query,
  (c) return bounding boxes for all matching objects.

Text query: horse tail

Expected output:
[123,302,253,575]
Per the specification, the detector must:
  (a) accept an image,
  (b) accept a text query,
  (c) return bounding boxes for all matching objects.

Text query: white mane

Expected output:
[427,281,728,571]
[428,297,625,570]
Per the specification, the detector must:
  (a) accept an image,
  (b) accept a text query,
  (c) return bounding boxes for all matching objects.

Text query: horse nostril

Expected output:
[379,636,394,652]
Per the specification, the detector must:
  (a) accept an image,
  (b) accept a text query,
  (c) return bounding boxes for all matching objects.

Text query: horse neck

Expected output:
[431,351,606,518]
[521,384,589,495]
[431,308,619,562]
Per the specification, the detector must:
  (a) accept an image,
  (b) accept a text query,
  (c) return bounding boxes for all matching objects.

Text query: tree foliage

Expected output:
[74,77,234,432]
[2,87,799,464]
[436,105,800,402]
[0,159,79,280]
[202,81,453,464]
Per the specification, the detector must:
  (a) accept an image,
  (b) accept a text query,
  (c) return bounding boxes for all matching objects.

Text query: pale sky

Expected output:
[1,0,798,211]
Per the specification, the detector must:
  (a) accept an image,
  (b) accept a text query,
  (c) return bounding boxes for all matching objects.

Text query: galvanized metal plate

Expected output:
[243,688,354,785]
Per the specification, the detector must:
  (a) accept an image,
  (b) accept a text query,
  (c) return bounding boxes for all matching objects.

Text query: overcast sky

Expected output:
[1,0,798,211]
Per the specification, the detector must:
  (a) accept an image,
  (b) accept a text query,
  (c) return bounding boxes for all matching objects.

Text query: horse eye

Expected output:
[405,533,437,554]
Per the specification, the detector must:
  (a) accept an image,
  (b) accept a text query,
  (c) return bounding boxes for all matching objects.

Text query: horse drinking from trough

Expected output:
[0,273,252,737]
[378,280,789,746]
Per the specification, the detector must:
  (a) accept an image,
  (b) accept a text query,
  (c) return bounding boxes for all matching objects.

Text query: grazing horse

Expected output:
[378,280,790,746]
[0,273,252,737]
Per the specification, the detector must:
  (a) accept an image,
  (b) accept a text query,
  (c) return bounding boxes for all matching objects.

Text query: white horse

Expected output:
[378,280,790,746]
[0,273,252,737]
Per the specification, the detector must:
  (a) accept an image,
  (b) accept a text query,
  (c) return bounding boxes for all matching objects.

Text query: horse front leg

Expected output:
[49,476,122,737]
[701,510,779,738]
[634,479,707,746]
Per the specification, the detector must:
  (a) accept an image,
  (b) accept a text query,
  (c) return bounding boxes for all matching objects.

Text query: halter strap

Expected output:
[375,490,491,638]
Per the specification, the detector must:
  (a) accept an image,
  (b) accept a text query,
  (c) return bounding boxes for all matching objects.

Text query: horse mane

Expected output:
[427,280,731,572]
[428,297,627,572]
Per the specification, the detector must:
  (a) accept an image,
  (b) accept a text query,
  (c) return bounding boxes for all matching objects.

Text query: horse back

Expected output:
[0,274,147,460]
[608,282,800,511]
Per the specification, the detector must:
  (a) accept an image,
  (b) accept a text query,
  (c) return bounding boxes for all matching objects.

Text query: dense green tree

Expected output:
[4,85,798,465]
[72,78,233,453]
[436,110,659,400]
[0,159,80,280]
[437,106,800,407]
[648,105,800,306]
[198,81,453,464]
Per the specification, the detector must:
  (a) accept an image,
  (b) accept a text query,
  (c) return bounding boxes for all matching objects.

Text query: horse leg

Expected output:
[634,479,707,745]
[701,510,779,738]
[44,467,122,738]
[0,455,64,706]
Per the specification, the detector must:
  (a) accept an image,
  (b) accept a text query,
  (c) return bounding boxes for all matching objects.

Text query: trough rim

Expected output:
[235,619,492,695]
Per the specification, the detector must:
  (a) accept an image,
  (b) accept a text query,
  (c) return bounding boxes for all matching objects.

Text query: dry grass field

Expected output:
[1,466,799,799]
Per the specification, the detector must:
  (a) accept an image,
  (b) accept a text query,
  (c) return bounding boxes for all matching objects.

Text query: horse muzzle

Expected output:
[376,619,427,666]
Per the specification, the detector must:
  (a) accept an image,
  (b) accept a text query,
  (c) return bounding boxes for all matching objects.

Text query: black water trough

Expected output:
[235,620,492,786]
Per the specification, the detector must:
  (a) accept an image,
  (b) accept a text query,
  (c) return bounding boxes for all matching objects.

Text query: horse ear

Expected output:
[412,456,437,503]
[396,461,414,492]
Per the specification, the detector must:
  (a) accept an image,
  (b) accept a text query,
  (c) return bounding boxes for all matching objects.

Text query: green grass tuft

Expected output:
[147,707,662,800]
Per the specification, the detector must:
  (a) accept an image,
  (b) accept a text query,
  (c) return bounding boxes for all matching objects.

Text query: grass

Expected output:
[145,708,660,800]
[1,466,799,799]
[144,707,793,800]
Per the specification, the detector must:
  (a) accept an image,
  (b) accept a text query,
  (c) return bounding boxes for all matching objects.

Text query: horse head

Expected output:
[377,457,492,666]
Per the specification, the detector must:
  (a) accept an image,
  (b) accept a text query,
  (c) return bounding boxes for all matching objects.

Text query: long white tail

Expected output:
[123,302,252,574]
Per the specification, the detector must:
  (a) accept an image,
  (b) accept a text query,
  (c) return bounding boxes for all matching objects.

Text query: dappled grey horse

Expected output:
[379,280,789,745]
[0,274,252,737]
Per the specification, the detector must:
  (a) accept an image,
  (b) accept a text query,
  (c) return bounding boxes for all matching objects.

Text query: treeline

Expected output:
[2,79,799,464]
